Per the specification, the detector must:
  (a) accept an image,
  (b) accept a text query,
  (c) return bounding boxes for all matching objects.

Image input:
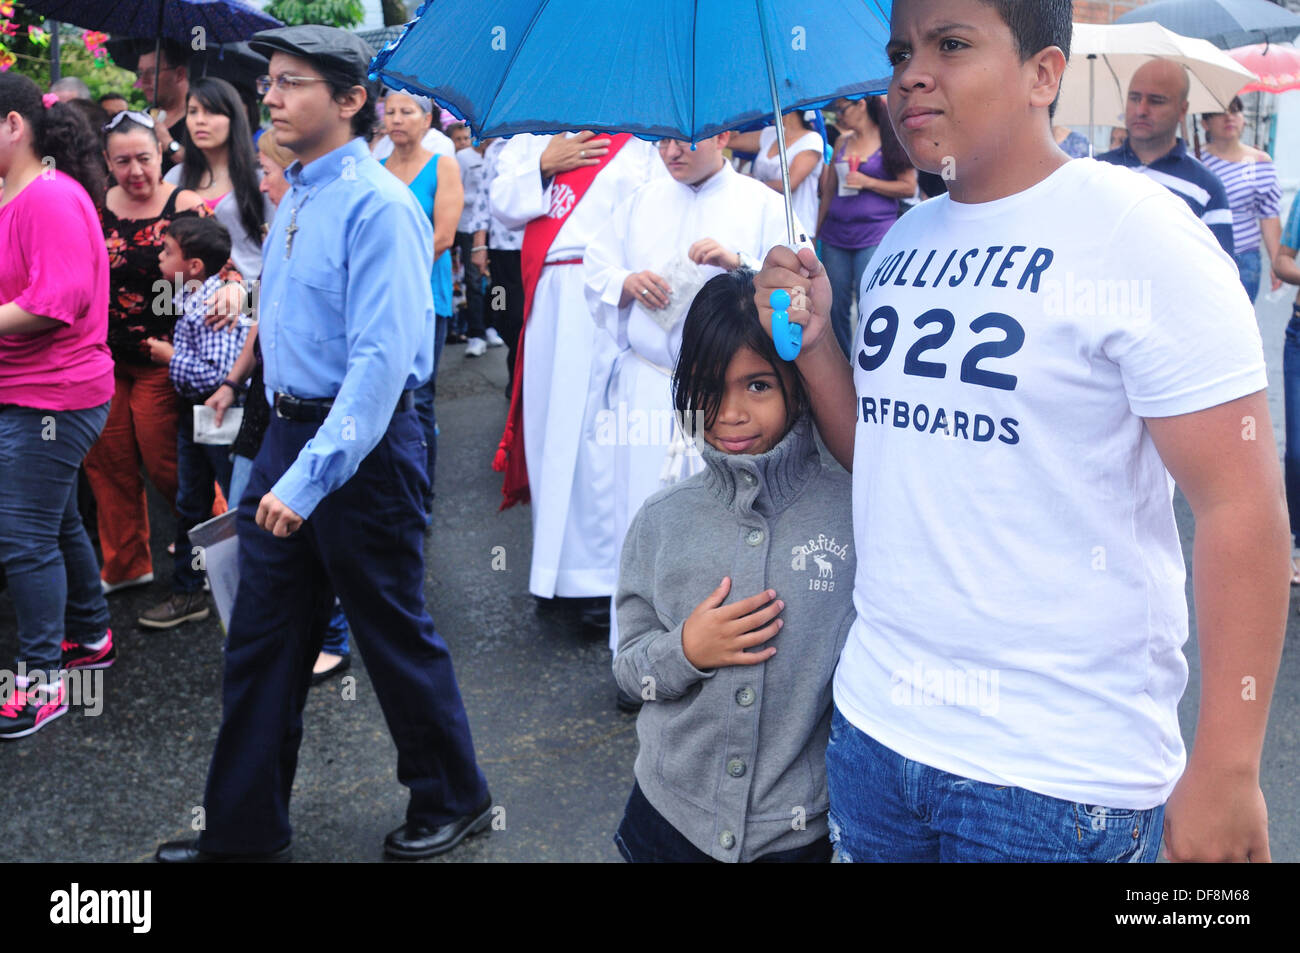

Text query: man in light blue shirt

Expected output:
[156,25,491,864]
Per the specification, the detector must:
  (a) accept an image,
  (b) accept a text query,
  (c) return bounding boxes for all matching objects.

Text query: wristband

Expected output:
[471,245,488,252]
[220,379,246,395]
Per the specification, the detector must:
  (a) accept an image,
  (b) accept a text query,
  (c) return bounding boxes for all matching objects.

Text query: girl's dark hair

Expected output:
[179,76,264,242]
[673,269,810,432]
[0,73,106,208]
[866,96,913,179]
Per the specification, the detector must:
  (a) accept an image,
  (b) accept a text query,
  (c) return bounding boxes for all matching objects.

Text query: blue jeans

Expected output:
[1234,247,1262,303]
[1283,305,1300,548]
[0,402,111,675]
[822,242,879,359]
[173,405,234,593]
[614,781,832,863]
[825,706,1165,862]
[412,314,449,513]
[229,452,350,657]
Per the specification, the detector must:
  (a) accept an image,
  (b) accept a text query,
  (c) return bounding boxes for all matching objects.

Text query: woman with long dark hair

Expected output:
[817,95,917,358]
[0,74,116,738]
[164,76,270,277]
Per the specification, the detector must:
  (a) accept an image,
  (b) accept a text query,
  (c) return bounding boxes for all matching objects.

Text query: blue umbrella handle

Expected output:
[769,289,802,362]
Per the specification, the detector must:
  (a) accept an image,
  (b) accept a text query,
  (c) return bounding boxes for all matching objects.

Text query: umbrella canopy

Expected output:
[26,0,281,106]
[1115,0,1300,50]
[1057,21,1258,129]
[370,0,893,143]
[23,0,281,45]
[1229,41,1300,92]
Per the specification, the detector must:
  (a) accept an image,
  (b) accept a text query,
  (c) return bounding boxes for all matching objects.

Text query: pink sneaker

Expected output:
[0,681,68,740]
[62,628,116,670]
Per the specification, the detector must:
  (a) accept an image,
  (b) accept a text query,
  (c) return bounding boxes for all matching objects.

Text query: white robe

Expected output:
[584,161,797,648]
[490,133,664,598]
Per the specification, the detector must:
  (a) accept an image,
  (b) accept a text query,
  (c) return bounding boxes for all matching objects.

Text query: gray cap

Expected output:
[249,25,375,85]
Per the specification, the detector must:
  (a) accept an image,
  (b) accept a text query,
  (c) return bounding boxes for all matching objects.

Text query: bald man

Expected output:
[1098,58,1234,254]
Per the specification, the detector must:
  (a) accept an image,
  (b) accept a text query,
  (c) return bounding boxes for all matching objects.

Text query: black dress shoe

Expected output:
[309,653,351,686]
[383,798,493,860]
[616,687,644,713]
[579,597,611,632]
[155,838,291,863]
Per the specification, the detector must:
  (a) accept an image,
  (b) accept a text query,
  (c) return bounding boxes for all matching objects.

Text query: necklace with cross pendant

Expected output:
[284,187,317,259]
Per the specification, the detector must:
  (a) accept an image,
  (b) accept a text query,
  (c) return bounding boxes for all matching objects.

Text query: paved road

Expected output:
[2,291,1297,862]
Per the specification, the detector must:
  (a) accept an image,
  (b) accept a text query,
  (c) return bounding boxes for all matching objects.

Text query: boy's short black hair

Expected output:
[977,0,1072,117]
[673,269,810,432]
[977,0,1072,61]
[165,216,232,279]
[322,67,379,139]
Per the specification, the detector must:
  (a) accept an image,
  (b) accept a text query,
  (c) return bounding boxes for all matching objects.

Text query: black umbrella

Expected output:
[1116,0,1300,50]
[25,0,281,103]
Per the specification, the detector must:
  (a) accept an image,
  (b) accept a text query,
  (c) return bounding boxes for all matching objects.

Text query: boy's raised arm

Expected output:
[1145,390,1288,862]
[754,246,857,470]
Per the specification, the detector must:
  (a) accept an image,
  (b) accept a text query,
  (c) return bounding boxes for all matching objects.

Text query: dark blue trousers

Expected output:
[197,407,488,854]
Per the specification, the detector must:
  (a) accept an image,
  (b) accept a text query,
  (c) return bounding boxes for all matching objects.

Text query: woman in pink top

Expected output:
[0,74,116,739]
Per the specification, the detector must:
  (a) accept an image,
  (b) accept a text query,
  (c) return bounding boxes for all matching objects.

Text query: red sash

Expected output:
[493,133,632,509]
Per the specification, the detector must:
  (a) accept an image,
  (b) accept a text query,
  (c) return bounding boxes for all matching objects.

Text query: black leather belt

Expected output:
[274,390,415,423]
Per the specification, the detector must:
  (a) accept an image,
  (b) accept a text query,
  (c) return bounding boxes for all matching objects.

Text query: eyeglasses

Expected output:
[102,110,156,132]
[256,74,328,96]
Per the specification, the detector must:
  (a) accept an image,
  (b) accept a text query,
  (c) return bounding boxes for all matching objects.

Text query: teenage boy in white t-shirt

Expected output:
[756,0,1287,863]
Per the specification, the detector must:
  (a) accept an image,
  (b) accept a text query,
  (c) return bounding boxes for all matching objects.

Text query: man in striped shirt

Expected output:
[1097,58,1234,256]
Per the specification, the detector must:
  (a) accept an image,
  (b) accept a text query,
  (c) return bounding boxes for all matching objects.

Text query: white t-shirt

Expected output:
[834,157,1266,809]
[750,126,823,243]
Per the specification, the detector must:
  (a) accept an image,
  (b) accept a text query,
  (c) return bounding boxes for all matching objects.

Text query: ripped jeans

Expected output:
[825,706,1165,862]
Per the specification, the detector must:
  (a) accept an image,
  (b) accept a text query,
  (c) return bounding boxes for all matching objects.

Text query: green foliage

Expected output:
[1,3,145,107]
[265,0,366,29]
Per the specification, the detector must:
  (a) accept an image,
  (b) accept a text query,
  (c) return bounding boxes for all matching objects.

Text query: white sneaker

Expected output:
[484,327,505,348]
[102,572,155,595]
[465,337,488,357]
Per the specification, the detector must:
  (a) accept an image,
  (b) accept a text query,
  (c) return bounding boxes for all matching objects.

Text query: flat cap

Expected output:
[249,25,375,84]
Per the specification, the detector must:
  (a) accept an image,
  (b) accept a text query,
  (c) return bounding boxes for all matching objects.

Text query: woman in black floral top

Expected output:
[85,112,241,593]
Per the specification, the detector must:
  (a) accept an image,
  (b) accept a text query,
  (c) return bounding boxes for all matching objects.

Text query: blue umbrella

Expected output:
[1116,0,1300,50]
[24,0,282,101]
[372,0,893,358]
[372,0,892,241]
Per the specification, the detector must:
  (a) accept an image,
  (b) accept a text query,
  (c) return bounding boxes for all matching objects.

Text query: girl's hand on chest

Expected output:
[681,576,784,671]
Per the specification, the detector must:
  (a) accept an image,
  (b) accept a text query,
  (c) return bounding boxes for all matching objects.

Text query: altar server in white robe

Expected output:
[490,130,663,616]
[584,132,797,650]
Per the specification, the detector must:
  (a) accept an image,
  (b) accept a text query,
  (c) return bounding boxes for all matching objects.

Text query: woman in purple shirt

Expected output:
[0,74,116,739]
[817,96,917,359]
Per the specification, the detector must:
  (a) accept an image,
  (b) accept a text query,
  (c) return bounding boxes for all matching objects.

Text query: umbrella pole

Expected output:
[756,0,798,245]
[1088,55,1096,156]
[49,21,60,83]
[152,2,165,108]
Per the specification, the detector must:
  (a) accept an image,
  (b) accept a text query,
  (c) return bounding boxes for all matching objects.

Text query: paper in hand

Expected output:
[194,404,243,445]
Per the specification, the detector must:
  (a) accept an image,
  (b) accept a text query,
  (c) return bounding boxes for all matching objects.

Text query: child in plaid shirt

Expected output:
[141,216,248,629]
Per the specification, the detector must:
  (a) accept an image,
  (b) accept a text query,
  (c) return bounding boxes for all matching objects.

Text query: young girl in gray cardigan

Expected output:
[612,269,855,863]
